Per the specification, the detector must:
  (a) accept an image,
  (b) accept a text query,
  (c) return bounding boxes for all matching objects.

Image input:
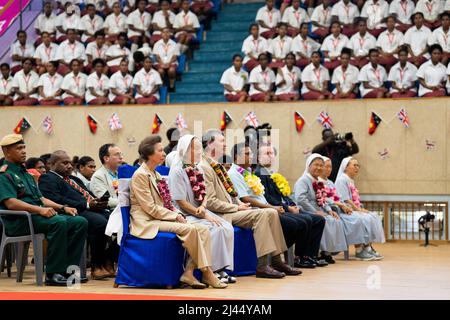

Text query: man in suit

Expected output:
[198,129,301,279]
[39,150,116,280]
[90,143,123,210]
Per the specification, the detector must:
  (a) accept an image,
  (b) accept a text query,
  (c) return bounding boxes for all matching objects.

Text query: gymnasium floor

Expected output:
[1,242,449,300]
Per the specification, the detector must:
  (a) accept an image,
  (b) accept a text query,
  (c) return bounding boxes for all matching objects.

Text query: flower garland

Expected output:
[312,180,328,208]
[270,173,291,197]
[323,184,340,202]
[349,183,361,208]
[156,178,176,211]
[184,165,207,203]
[237,167,265,196]
[206,157,238,197]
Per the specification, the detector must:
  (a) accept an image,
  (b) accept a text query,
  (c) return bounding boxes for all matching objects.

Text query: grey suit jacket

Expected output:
[90,165,119,209]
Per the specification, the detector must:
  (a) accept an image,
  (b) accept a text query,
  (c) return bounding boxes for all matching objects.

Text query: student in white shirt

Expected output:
[109,59,135,104]
[56,29,87,76]
[331,0,360,37]
[268,23,292,69]
[106,32,131,74]
[241,24,269,72]
[281,0,310,37]
[388,0,415,33]
[86,31,109,74]
[332,48,359,99]
[414,0,443,29]
[80,4,105,43]
[104,2,128,44]
[133,56,163,104]
[174,0,201,53]
[428,12,450,64]
[127,0,152,45]
[275,53,301,101]
[349,18,377,68]
[85,58,110,105]
[10,31,35,75]
[361,0,389,37]
[146,0,160,14]
[292,22,321,68]
[377,15,404,68]
[220,54,249,103]
[34,1,58,45]
[55,4,82,43]
[404,12,432,67]
[321,22,349,70]
[0,64,13,106]
[256,0,281,39]
[61,59,88,105]
[154,28,180,91]
[248,53,276,102]
[388,46,418,98]
[358,48,389,98]
[151,0,176,44]
[417,44,447,97]
[34,32,59,75]
[310,0,333,38]
[38,61,64,105]
[301,51,332,100]
[12,58,40,106]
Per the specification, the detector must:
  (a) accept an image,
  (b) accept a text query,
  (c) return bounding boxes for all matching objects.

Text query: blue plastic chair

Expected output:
[176,54,186,74]
[228,227,257,276]
[158,86,168,104]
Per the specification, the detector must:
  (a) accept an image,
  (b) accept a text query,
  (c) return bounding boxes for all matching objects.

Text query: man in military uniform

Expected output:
[0,134,88,286]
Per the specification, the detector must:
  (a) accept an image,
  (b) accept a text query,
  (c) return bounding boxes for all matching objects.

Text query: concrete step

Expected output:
[188,61,229,73]
[175,83,223,94]
[170,93,226,103]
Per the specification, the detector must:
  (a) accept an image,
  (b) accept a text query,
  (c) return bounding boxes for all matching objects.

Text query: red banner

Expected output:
[0,0,32,37]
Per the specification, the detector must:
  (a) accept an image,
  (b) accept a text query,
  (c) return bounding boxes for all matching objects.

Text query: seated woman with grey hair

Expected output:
[168,134,236,284]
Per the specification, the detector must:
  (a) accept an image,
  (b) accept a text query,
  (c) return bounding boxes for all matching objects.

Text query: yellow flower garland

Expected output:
[244,174,265,196]
[271,173,292,197]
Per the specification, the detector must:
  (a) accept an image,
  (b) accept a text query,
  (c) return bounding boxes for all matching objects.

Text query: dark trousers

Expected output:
[299,212,326,257]
[78,210,118,268]
[4,214,88,274]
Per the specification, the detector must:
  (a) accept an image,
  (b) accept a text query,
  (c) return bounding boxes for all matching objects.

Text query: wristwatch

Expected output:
[59,205,67,213]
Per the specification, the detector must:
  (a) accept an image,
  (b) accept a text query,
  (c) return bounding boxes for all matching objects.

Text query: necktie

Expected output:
[64,177,94,202]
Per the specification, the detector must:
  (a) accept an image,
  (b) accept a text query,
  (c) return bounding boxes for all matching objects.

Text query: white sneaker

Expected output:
[367,246,384,260]
[355,250,375,261]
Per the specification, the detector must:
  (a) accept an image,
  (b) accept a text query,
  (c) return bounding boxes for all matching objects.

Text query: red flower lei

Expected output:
[324,184,340,202]
[184,165,207,203]
[312,181,328,207]
[156,178,176,211]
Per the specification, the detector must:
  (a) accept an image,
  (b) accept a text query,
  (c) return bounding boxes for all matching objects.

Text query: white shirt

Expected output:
[281,6,310,29]
[173,11,201,32]
[428,27,450,52]
[37,73,63,100]
[403,25,432,57]
[255,6,281,34]
[358,63,387,96]
[61,72,88,99]
[127,9,152,38]
[331,64,359,94]
[361,0,389,29]
[105,45,131,67]
[35,13,58,34]
[349,32,377,57]
[275,65,301,95]
[220,66,249,95]
[446,62,450,92]
[153,39,180,65]
[414,0,443,22]
[86,42,109,61]
[12,70,39,100]
[321,34,349,59]
[80,14,105,42]
[291,35,321,58]
[56,13,82,38]
[389,0,415,25]
[388,61,418,92]
[310,5,332,31]
[446,0,450,11]
[104,13,128,35]
[248,65,276,95]
[331,1,360,25]
[268,35,293,60]
[56,40,87,64]
[10,42,35,68]
[34,43,59,64]
[133,68,162,99]
[416,60,447,96]
[301,63,330,94]
[0,75,13,96]
[241,35,269,64]
[84,0,116,11]
[85,73,110,102]
[108,71,134,101]
[152,10,176,35]
[376,29,404,54]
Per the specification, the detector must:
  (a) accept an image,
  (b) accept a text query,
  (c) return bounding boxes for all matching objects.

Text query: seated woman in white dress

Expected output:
[335,157,385,259]
[294,154,348,260]
[320,156,382,261]
[168,135,236,284]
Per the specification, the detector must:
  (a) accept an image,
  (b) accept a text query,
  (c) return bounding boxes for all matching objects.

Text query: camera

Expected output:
[334,132,353,144]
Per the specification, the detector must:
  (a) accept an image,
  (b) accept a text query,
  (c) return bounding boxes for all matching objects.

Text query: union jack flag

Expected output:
[42,116,53,135]
[317,110,333,129]
[108,112,122,131]
[175,113,188,129]
[397,108,409,128]
[244,111,259,127]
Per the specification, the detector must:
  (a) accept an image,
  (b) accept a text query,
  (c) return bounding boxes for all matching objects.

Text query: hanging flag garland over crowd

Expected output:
[245,111,259,127]
[87,114,98,134]
[368,112,382,135]
[13,117,31,134]
[294,112,305,133]
[317,111,333,129]
[175,113,188,129]
[152,113,163,134]
[220,111,232,131]
[108,112,122,131]
[42,116,53,135]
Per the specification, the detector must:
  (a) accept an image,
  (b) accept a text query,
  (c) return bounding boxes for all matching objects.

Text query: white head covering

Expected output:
[336,156,354,181]
[170,134,196,168]
[302,153,325,180]
[320,155,331,181]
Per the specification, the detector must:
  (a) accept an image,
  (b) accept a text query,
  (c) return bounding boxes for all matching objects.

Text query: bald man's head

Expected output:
[48,150,73,177]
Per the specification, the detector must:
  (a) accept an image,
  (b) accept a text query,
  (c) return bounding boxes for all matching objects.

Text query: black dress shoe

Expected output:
[256,265,286,279]
[310,257,329,267]
[320,254,336,264]
[294,257,317,269]
[45,273,68,286]
[65,272,89,283]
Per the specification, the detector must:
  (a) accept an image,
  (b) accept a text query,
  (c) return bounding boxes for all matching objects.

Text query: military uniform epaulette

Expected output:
[0,164,8,173]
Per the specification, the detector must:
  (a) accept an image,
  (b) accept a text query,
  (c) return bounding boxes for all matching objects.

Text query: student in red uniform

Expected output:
[301,51,332,100]
[220,54,249,102]
[248,53,276,102]
[153,28,179,91]
[133,56,163,104]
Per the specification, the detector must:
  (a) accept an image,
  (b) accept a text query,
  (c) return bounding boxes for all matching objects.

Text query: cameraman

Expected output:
[312,129,359,181]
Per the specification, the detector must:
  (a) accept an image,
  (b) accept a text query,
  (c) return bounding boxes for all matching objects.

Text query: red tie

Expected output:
[64,177,94,202]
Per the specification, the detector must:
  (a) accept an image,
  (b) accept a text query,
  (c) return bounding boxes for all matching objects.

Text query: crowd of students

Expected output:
[0,0,213,106]
[220,0,450,102]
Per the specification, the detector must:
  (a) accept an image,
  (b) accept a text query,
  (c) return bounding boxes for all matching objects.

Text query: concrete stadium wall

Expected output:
[1,98,450,195]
